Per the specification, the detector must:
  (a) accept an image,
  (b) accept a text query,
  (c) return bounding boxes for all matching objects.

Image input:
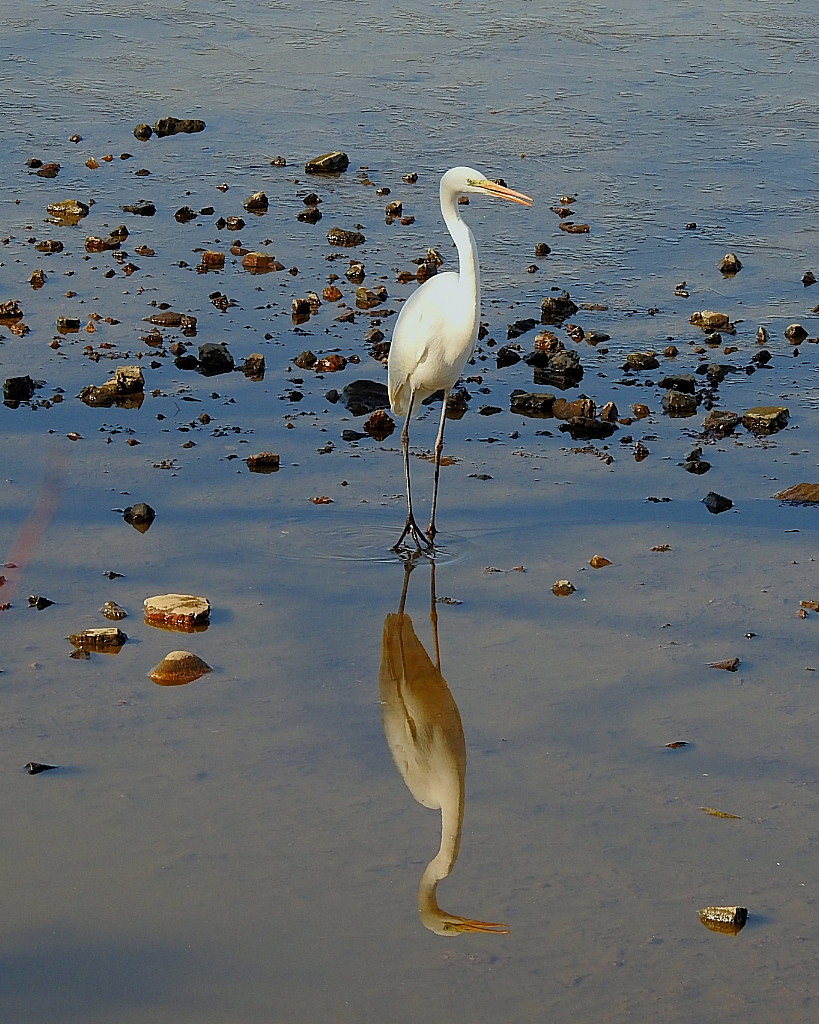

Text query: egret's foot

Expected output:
[392,517,434,553]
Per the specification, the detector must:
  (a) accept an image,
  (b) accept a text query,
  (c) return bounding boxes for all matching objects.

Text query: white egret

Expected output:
[388,166,533,551]
[380,561,509,935]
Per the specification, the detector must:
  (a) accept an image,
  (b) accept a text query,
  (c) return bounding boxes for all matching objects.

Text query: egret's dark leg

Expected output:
[392,391,431,552]
[426,390,450,540]
[429,560,441,671]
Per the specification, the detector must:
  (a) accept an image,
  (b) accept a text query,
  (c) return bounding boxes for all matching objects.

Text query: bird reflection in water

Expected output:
[379,558,509,936]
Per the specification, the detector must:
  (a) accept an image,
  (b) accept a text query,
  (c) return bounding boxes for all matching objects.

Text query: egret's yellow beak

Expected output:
[476,179,534,207]
[455,917,511,934]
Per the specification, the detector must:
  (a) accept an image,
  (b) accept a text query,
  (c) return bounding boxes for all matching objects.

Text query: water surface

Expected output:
[1,2,818,1022]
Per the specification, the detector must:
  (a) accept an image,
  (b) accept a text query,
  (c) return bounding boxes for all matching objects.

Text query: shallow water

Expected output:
[1,2,818,1022]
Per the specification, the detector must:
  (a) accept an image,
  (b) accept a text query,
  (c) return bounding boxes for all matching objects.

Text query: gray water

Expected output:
[1,2,818,1021]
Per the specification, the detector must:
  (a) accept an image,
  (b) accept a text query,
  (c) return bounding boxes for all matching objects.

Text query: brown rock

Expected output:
[314,354,347,373]
[718,253,742,274]
[552,580,576,596]
[774,483,819,503]
[247,451,280,472]
[149,650,212,686]
[242,251,280,272]
[200,250,225,269]
[690,310,733,332]
[144,594,211,631]
[699,906,748,935]
[784,323,808,344]
[305,151,350,174]
[742,406,789,434]
[553,397,595,420]
[67,627,127,652]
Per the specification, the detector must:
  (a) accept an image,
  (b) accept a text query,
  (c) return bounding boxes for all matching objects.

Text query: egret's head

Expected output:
[443,165,533,207]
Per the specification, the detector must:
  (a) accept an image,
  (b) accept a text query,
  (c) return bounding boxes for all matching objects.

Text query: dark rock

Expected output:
[510,390,556,417]
[174,206,197,223]
[28,595,54,610]
[134,123,153,140]
[528,347,583,389]
[305,151,350,174]
[496,346,522,369]
[340,379,389,415]
[198,343,234,376]
[559,417,616,440]
[47,198,89,220]
[662,390,699,417]
[26,762,58,775]
[534,242,551,256]
[697,362,734,384]
[242,353,265,378]
[297,206,322,224]
[507,317,537,339]
[478,405,502,416]
[750,349,771,366]
[802,270,816,287]
[703,492,733,514]
[342,429,366,442]
[294,350,317,369]
[3,375,37,403]
[785,323,808,344]
[356,285,387,309]
[658,373,697,392]
[122,200,156,216]
[683,459,711,474]
[703,409,740,436]
[123,502,155,527]
[328,226,365,246]
[540,292,578,324]
[35,163,61,178]
[153,116,205,137]
[243,191,269,213]
[624,351,660,371]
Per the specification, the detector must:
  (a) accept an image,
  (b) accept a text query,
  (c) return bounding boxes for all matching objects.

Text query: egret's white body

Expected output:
[387,166,533,551]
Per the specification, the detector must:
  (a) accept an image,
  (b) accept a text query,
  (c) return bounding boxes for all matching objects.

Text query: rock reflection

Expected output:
[379,560,508,936]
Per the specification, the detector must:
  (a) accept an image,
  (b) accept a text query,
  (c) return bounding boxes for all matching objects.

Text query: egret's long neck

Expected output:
[418,779,464,919]
[440,185,480,310]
